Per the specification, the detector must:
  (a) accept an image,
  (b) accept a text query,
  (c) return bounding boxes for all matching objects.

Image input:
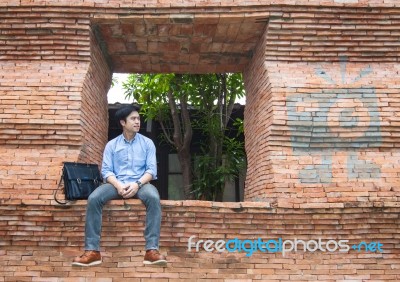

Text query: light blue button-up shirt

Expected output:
[101,133,157,184]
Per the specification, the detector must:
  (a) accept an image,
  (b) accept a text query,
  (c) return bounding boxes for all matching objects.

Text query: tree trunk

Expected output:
[214,138,224,202]
[167,75,193,200]
[213,74,227,202]
[178,148,193,199]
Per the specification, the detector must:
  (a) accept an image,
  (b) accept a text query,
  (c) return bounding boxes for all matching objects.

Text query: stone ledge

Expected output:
[6,0,398,8]
[1,198,399,214]
[1,196,399,281]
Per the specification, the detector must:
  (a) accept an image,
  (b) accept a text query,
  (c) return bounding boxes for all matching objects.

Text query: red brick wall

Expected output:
[0,8,111,200]
[270,61,399,207]
[1,0,399,204]
[243,7,400,206]
[2,0,399,7]
[0,60,88,200]
[1,2,400,281]
[79,30,111,164]
[1,200,399,281]
[244,59,400,207]
[243,26,274,202]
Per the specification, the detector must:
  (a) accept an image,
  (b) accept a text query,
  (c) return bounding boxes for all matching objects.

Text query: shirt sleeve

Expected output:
[101,140,115,181]
[145,139,157,180]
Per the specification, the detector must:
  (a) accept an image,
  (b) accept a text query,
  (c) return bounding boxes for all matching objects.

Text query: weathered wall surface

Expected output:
[243,6,400,206]
[0,1,399,281]
[0,200,399,281]
[1,0,399,204]
[0,8,111,200]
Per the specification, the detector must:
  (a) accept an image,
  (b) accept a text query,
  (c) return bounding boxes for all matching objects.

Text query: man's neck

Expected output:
[123,132,136,142]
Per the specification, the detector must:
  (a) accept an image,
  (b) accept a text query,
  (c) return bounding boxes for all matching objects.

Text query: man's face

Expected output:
[120,111,140,133]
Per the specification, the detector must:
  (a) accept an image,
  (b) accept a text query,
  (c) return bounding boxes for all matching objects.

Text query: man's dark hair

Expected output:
[115,104,141,128]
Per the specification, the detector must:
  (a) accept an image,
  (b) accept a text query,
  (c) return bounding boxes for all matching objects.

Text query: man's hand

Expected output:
[106,174,149,199]
[120,182,139,199]
[115,183,129,197]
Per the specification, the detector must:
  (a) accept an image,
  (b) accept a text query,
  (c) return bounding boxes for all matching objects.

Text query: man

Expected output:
[72,104,167,267]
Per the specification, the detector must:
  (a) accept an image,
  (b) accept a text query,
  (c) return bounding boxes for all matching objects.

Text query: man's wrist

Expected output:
[135,180,144,189]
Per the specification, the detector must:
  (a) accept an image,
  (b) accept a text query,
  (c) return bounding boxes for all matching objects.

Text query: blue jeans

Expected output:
[84,183,161,251]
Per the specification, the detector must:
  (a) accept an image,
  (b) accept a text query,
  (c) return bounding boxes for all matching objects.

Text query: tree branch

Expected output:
[167,89,183,150]
[180,92,192,149]
[159,120,175,146]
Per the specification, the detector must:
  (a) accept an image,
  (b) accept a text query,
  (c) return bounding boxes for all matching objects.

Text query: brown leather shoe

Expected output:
[143,249,167,266]
[72,250,101,267]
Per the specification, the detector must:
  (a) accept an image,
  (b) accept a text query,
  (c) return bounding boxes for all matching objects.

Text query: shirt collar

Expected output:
[122,133,138,144]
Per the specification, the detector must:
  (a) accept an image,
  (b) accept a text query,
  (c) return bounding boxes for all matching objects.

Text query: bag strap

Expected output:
[53,168,69,205]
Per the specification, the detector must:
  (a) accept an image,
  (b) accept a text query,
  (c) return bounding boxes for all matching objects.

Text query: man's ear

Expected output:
[120,119,126,127]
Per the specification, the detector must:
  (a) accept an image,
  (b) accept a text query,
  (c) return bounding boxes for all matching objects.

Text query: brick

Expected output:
[1,1,400,281]
[6,200,400,279]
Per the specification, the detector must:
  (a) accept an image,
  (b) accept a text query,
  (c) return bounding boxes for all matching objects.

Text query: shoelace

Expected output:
[80,251,92,258]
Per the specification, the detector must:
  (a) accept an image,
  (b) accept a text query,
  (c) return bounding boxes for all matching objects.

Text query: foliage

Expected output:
[192,136,246,201]
[123,73,173,125]
[123,73,194,198]
[111,76,118,88]
[190,73,245,201]
[123,73,246,201]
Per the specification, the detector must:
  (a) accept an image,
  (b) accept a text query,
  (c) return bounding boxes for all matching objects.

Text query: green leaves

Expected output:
[122,72,246,201]
[123,74,173,121]
[192,136,246,201]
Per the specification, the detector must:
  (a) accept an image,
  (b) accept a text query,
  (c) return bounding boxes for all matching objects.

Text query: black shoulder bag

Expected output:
[54,162,102,205]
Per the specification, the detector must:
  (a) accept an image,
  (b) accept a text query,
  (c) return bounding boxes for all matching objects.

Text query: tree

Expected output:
[123,74,193,198]
[191,73,246,201]
[123,73,245,201]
